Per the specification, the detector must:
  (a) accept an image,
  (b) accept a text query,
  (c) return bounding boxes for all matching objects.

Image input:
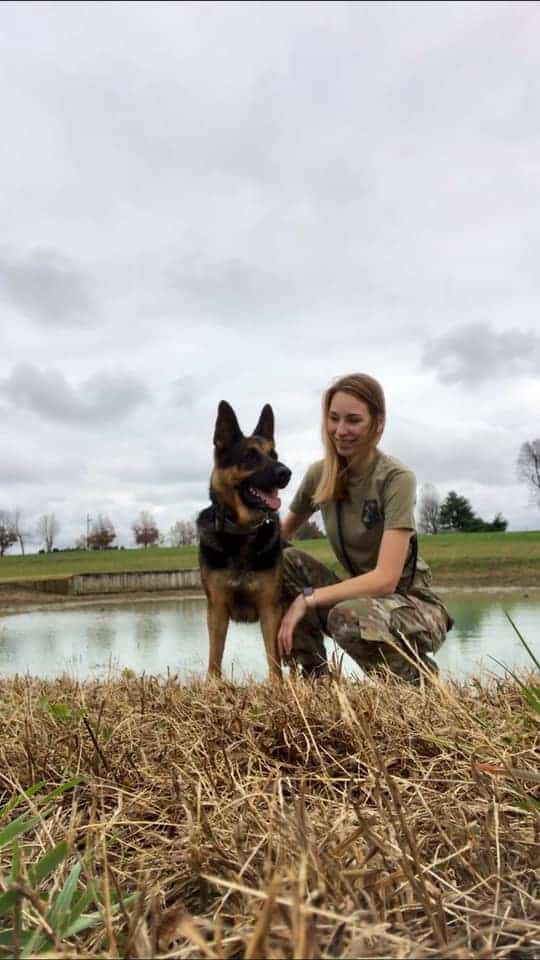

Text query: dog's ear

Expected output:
[252,404,274,442]
[214,401,243,449]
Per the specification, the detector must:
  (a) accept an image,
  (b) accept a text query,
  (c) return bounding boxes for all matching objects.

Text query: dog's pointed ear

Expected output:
[253,404,274,441]
[214,401,243,449]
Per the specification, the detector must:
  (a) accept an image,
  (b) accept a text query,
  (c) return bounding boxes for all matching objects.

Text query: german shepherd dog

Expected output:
[197,401,291,680]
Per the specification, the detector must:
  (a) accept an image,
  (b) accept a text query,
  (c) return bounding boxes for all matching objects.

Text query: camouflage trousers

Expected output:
[281,547,448,683]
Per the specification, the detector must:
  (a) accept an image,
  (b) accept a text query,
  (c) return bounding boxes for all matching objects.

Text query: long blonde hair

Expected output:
[313,373,386,504]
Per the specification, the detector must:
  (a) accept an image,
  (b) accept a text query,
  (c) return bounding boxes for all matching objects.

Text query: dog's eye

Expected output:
[243,449,260,467]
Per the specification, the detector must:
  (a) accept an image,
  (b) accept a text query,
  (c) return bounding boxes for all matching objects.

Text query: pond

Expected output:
[0,591,539,682]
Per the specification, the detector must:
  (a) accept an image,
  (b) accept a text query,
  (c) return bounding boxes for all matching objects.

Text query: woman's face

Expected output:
[327,391,379,460]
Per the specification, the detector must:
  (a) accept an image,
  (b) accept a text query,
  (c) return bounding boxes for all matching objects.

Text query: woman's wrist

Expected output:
[301,586,317,609]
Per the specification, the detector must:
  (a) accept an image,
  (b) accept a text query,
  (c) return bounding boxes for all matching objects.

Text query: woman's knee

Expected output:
[327,603,378,661]
[390,601,448,655]
[327,604,360,644]
[327,598,387,646]
[327,600,432,683]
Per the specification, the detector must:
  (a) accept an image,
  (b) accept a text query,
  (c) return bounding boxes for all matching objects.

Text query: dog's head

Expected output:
[211,401,291,519]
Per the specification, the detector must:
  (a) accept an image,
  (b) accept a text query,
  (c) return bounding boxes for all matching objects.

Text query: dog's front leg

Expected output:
[207,599,230,678]
[258,603,283,682]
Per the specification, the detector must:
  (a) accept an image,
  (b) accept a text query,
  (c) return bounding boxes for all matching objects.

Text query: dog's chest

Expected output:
[226,579,261,624]
[222,569,260,591]
[198,516,281,573]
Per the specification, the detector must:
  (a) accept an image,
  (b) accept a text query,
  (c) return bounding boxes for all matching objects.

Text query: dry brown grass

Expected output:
[0,671,539,959]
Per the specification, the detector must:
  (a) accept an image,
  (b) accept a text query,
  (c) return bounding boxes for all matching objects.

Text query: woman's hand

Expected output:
[277,594,308,657]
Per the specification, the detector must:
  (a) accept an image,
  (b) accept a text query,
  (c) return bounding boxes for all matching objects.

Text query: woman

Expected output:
[277,373,452,682]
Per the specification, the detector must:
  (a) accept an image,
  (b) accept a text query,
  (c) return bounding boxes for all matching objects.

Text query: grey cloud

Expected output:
[0,248,96,326]
[0,455,47,486]
[170,376,197,407]
[166,253,379,326]
[116,464,207,486]
[1,363,150,426]
[135,486,203,508]
[168,255,308,321]
[384,414,519,490]
[422,323,540,385]
[0,446,83,486]
[112,442,210,486]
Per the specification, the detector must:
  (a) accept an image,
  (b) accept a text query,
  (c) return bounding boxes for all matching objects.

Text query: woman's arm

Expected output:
[280,510,305,541]
[312,528,412,604]
[277,528,412,657]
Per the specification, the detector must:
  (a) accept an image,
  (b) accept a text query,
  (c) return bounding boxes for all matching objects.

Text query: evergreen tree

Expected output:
[439,492,507,533]
[439,491,480,532]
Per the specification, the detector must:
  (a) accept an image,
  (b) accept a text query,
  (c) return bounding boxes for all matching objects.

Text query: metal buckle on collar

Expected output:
[213,506,274,536]
[223,515,274,535]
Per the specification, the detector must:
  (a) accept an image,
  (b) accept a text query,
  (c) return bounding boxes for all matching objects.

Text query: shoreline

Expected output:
[1,582,538,617]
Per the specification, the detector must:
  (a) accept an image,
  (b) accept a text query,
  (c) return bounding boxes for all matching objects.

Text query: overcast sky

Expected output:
[1,0,539,550]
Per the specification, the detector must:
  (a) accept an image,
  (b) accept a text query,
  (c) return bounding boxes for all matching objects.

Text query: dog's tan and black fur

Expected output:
[197,401,291,680]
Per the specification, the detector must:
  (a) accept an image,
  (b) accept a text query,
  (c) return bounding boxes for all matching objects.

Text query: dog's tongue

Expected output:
[251,487,281,510]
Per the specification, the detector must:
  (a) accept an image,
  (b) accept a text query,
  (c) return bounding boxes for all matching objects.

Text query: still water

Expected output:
[0,592,538,682]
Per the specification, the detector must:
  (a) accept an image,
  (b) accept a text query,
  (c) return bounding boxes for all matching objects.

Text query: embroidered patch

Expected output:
[361,498,382,528]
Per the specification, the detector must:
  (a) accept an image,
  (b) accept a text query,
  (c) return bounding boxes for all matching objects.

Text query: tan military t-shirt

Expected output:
[289,451,444,607]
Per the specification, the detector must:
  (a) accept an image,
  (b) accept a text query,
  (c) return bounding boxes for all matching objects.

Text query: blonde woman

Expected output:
[278,373,452,682]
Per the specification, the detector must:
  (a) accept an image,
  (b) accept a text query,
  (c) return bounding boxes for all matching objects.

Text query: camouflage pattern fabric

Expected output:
[281,547,448,682]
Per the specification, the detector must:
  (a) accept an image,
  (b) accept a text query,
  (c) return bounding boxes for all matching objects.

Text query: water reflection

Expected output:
[135,609,162,650]
[436,592,539,679]
[86,611,115,650]
[448,593,532,644]
[0,592,538,682]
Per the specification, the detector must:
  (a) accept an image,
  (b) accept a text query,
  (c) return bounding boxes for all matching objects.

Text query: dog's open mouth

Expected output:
[248,486,281,511]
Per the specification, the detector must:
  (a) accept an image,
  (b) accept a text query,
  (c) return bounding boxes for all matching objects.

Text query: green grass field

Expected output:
[0,531,539,586]
[290,531,540,585]
[0,546,199,580]
[419,530,540,581]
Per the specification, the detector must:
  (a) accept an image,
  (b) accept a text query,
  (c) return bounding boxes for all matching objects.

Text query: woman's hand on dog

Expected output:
[277,594,308,657]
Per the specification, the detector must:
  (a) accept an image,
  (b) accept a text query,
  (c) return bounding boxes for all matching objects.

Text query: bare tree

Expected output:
[417,483,441,534]
[169,519,198,547]
[87,515,116,550]
[13,508,30,556]
[36,513,60,552]
[132,511,160,548]
[0,511,17,557]
[517,439,540,507]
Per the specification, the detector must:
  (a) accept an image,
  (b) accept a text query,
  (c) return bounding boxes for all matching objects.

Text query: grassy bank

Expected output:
[0,673,538,958]
[1,531,539,587]
[0,546,200,580]
[299,531,540,586]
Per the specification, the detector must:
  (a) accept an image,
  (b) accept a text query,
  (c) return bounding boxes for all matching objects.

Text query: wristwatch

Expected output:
[302,586,316,608]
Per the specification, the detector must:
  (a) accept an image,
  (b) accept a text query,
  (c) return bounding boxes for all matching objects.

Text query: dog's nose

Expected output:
[275,464,292,488]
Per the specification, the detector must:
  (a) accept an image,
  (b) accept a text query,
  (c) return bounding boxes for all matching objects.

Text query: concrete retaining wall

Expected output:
[0,576,73,595]
[71,568,202,595]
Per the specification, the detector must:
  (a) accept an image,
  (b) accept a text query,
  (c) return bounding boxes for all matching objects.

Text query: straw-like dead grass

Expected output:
[0,671,538,959]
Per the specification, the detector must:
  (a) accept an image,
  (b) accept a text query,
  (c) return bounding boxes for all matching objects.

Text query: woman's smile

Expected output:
[327,391,375,461]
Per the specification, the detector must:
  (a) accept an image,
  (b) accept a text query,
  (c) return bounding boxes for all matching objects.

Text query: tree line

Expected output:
[1,438,538,553]
[0,510,200,556]
[0,506,325,556]
[417,486,507,534]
